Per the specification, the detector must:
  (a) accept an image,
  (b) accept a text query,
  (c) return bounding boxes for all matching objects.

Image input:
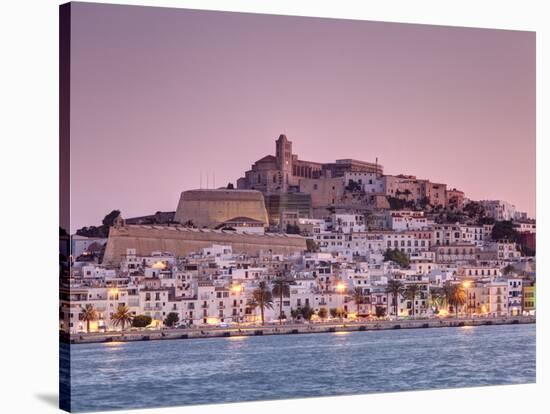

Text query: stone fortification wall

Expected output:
[174,189,269,228]
[103,224,306,264]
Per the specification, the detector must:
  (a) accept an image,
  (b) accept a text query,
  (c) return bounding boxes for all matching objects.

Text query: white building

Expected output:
[506,278,523,316]
[487,241,522,260]
[71,235,107,258]
[386,210,430,231]
[480,200,517,221]
[331,213,366,233]
[514,220,536,234]
[344,171,384,193]
[460,224,485,247]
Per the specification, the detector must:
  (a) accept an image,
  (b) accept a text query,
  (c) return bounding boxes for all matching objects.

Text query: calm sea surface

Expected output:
[68,324,536,412]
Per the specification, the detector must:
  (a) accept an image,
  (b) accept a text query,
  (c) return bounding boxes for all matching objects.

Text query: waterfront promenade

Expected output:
[65,315,535,344]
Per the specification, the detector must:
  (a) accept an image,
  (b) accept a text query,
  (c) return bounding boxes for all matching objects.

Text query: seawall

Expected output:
[65,316,536,345]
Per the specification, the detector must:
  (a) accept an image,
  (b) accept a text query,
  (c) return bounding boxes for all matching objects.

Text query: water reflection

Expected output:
[102,341,125,351]
[70,324,535,412]
[227,335,248,341]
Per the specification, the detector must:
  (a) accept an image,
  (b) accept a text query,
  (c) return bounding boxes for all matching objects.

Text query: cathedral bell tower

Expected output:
[275,134,293,191]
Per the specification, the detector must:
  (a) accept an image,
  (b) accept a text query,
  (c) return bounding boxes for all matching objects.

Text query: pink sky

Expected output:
[68,2,535,232]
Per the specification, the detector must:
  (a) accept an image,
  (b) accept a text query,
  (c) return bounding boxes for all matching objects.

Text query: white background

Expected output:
[0,0,547,413]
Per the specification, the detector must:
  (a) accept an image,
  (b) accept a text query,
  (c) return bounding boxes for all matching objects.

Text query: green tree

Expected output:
[418,196,431,209]
[387,197,416,210]
[491,220,520,242]
[102,210,121,227]
[248,281,274,325]
[318,307,328,320]
[502,264,515,275]
[272,277,291,325]
[76,209,122,238]
[300,305,315,321]
[132,315,152,328]
[375,306,386,318]
[477,216,495,225]
[111,305,133,330]
[521,244,536,257]
[448,284,467,318]
[345,179,362,192]
[383,248,410,268]
[80,304,98,333]
[290,308,301,322]
[306,239,319,253]
[330,307,345,320]
[163,312,180,327]
[286,224,300,234]
[440,282,456,314]
[404,283,422,318]
[464,201,485,219]
[226,183,234,189]
[386,279,404,317]
[445,211,465,224]
[429,287,445,313]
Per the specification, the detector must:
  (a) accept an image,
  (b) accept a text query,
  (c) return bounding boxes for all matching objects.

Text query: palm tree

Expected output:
[449,284,467,318]
[386,279,404,318]
[404,284,422,318]
[272,277,291,325]
[80,304,98,333]
[248,281,274,325]
[442,282,456,314]
[429,287,445,314]
[352,287,364,316]
[111,305,133,331]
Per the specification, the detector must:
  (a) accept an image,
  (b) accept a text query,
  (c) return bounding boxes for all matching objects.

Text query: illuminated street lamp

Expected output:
[152,261,166,270]
[336,281,346,293]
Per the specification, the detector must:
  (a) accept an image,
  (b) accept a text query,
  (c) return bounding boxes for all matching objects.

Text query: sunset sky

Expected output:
[69,2,535,232]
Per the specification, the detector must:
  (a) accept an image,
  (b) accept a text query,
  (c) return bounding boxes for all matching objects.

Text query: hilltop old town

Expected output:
[60,135,536,336]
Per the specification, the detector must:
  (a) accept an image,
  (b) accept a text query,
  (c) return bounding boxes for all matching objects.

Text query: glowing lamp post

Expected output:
[231,284,243,294]
[336,282,346,293]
